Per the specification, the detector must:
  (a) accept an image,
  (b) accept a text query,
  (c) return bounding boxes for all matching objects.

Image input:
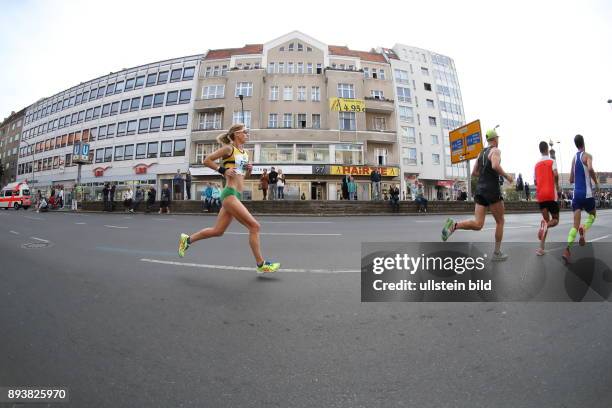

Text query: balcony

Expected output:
[194,98,225,112]
[364,96,395,113]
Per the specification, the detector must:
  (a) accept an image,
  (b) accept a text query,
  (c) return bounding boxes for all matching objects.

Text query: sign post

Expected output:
[71,142,91,210]
[449,120,483,199]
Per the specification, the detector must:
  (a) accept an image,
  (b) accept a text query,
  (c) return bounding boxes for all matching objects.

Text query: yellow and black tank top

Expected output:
[222,145,249,176]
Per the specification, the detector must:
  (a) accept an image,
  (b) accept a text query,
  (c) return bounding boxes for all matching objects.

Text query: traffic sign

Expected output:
[449,120,483,164]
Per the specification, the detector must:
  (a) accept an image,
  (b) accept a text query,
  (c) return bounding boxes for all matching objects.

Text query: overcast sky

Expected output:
[1,0,611,181]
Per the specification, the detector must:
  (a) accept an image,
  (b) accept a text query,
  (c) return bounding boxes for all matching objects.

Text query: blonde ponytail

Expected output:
[217,123,245,145]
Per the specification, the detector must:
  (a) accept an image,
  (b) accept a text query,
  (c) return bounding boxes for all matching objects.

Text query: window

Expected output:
[297,113,307,128]
[232,111,251,127]
[146,73,157,87]
[376,148,388,165]
[399,106,414,123]
[421,67,429,76]
[110,101,119,116]
[394,69,409,84]
[335,144,363,165]
[78,110,85,122]
[371,90,384,100]
[134,75,145,89]
[160,141,173,157]
[268,113,278,128]
[170,68,182,82]
[312,114,321,129]
[337,83,354,98]
[288,62,294,73]
[307,63,313,74]
[432,153,440,165]
[101,104,110,117]
[166,91,178,105]
[150,116,161,132]
[403,148,417,165]
[114,145,124,161]
[235,82,253,97]
[339,112,356,130]
[75,93,82,104]
[198,112,222,130]
[117,122,127,136]
[202,85,224,99]
[311,86,320,101]
[163,115,175,130]
[179,89,191,104]
[89,127,97,141]
[183,67,195,80]
[115,81,124,93]
[97,87,105,98]
[297,86,306,101]
[268,62,275,73]
[106,83,115,95]
[363,67,370,78]
[135,118,149,134]
[283,113,292,128]
[283,86,293,101]
[147,142,158,158]
[107,123,116,137]
[379,69,385,80]
[98,125,107,140]
[278,62,285,73]
[125,78,135,91]
[173,139,186,157]
[297,62,304,73]
[130,98,140,112]
[95,148,104,163]
[374,117,386,130]
[92,106,101,119]
[424,83,432,91]
[153,93,164,108]
[428,116,437,126]
[426,99,435,108]
[142,95,153,109]
[104,147,113,163]
[175,113,188,129]
[431,134,439,144]
[120,99,130,113]
[397,87,411,103]
[269,86,279,101]
[136,143,146,159]
[124,144,134,160]
[71,113,78,125]
[126,120,137,135]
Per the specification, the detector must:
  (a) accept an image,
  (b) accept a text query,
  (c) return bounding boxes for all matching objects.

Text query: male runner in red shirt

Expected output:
[534,141,560,255]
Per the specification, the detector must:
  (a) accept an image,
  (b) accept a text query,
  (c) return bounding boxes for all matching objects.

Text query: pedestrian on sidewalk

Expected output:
[277,169,285,199]
[102,183,110,211]
[202,183,212,212]
[159,184,171,214]
[415,182,428,213]
[342,175,350,200]
[185,171,192,200]
[58,186,64,208]
[390,184,400,212]
[268,167,278,200]
[145,186,156,213]
[260,169,269,200]
[524,182,531,201]
[130,186,144,213]
[173,170,183,201]
[516,173,524,200]
[110,183,116,211]
[123,188,133,212]
[348,176,357,200]
[210,183,221,212]
[371,168,381,200]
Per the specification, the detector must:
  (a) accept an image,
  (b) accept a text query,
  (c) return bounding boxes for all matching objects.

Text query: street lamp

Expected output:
[238,94,244,124]
[608,99,612,110]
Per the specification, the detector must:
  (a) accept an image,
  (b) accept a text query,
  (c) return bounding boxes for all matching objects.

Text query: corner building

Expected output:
[191,31,400,200]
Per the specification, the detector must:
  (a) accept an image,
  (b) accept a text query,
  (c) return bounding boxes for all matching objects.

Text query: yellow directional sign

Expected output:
[449,119,483,164]
[329,97,366,112]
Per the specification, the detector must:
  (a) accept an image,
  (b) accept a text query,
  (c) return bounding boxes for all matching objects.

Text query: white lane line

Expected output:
[155,218,173,221]
[482,226,533,231]
[75,222,87,225]
[104,225,128,229]
[24,216,44,221]
[30,237,50,243]
[224,232,341,236]
[589,235,610,242]
[9,231,19,235]
[260,221,334,224]
[140,258,359,273]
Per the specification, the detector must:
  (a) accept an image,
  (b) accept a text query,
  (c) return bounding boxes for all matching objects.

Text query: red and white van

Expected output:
[0,182,32,210]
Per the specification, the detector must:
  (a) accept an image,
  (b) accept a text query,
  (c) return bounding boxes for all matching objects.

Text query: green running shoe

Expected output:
[178,233,190,257]
[257,261,281,274]
[441,218,455,242]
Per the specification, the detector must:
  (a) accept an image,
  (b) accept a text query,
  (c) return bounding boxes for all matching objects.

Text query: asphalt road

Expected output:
[1,208,612,407]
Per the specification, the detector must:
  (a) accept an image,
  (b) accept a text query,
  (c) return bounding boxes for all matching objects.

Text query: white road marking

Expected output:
[24,216,44,221]
[589,235,610,242]
[9,231,19,235]
[224,232,341,236]
[75,222,87,225]
[140,258,359,273]
[30,237,50,243]
[260,221,334,224]
[104,225,128,229]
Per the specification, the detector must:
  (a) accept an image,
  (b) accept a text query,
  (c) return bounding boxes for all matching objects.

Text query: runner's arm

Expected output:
[490,148,513,183]
[585,153,598,188]
[471,157,481,177]
[569,156,575,184]
[204,145,234,174]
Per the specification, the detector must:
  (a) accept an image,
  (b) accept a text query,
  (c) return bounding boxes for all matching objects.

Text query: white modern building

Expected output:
[17,55,202,200]
[381,45,468,199]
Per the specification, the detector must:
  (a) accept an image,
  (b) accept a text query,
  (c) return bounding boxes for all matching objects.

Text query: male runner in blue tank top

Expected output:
[562,134,598,264]
[441,129,514,261]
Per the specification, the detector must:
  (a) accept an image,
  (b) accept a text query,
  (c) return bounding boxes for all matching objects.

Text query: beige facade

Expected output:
[0,108,25,186]
[191,31,400,200]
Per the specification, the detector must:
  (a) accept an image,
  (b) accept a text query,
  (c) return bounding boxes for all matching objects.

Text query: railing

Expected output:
[364,96,395,103]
